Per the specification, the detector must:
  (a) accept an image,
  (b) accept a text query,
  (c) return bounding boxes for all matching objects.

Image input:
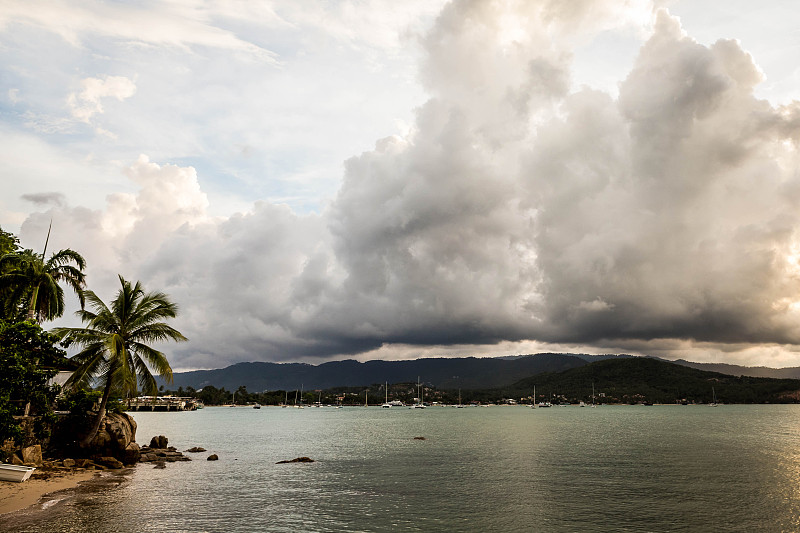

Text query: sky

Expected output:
[2,0,800,371]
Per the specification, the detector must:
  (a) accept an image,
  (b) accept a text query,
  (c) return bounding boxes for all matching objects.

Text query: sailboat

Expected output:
[531,385,536,408]
[710,387,719,407]
[382,381,392,408]
[413,377,426,408]
[457,389,464,408]
[591,382,597,408]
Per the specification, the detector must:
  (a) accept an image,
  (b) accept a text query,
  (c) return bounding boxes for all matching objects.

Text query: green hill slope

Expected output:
[509,357,800,404]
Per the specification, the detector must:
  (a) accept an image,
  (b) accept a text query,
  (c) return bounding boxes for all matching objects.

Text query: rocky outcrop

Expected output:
[96,456,125,469]
[82,412,138,462]
[207,454,219,461]
[139,437,191,465]
[276,456,314,464]
[123,442,141,465]
[185,446,206,453]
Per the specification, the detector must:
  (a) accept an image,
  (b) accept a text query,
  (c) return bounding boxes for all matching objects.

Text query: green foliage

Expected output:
[53,275,186,445]
[0,226,20,256]
[0,320,62,445]
[56,387,123,425]
[0,247,86,323]
[54,275,187,399]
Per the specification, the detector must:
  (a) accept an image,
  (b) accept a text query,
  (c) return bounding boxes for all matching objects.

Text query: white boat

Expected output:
[412,377,426,408]
[0,464,35,483]
[382,381,392,408]
[531,385,536,408]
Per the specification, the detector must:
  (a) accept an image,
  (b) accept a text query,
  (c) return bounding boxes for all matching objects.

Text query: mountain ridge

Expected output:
[158,353,800,392]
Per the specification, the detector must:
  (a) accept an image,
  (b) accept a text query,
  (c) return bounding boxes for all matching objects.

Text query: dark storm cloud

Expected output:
[21,192,66,207]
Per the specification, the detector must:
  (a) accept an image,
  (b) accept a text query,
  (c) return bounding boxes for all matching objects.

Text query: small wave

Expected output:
[40,498,64,510]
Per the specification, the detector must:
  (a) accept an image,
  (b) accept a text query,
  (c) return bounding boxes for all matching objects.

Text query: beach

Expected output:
[0,469,96,515]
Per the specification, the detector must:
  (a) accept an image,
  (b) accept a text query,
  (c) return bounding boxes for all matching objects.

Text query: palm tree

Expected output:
[0,248,86,322]
[53,275,187,447]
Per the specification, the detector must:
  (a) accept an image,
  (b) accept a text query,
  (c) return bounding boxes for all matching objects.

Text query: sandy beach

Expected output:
[0,470,96,515]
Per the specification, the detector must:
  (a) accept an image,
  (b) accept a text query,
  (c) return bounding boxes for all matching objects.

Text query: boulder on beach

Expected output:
[123,442,141,465]
[96,456,125,469]
[276,457,315,464]
[149,435,168,449]
[22,444,43,466]
[83,413,137,457]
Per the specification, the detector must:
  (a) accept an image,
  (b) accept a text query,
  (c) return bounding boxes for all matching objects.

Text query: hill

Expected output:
[160,353,589,391]
[507,357,800,404]
[671,359,800,380]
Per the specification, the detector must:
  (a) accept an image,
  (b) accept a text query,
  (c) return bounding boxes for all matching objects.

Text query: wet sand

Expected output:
[0,468,134,531]
[0,469,96,515]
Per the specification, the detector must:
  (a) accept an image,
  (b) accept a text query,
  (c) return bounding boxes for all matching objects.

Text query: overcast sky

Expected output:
[2,1,800,370]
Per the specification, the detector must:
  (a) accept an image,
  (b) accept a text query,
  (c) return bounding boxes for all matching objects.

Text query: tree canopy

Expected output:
[0,320,65,444]
[0,247,86,322]
[54,275,187,445]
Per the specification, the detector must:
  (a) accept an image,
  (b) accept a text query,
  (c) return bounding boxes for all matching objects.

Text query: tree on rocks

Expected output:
[53,275,187,447]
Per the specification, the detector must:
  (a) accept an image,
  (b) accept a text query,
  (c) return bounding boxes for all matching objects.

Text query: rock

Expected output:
[276,457,314,464]
[81,413,137,463]
[149,435,168,449]
[207,454,219,461]
[74,458,91,468]
[153,460,166,469]
[123,442,141,465]
[97,456,124,469]
[62,458,76,468]
[11,454,23,465]
[185,447,206,453]
[22,444,43,466]
[413,437,426,440]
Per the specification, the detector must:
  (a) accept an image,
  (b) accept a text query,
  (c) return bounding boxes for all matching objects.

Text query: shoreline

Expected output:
[0,469,98,515]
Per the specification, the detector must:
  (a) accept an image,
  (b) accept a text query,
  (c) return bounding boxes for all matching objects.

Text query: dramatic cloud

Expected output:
[8,1,800,369]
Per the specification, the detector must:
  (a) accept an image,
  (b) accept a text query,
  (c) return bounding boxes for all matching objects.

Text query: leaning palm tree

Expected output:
[53,275,187,447]
[0,248,86,322]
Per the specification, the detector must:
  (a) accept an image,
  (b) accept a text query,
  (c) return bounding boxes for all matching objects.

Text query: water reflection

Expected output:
[3,405,800,532]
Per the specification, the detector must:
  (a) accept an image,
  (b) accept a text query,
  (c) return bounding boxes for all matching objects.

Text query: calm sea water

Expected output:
[4,404,800,532]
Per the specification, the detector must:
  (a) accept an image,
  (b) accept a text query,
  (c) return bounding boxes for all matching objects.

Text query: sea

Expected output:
[3,404,800,532]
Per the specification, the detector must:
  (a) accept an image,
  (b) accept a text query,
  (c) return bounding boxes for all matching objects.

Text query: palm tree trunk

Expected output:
[80,374,114,448]
[27,285,39,322]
